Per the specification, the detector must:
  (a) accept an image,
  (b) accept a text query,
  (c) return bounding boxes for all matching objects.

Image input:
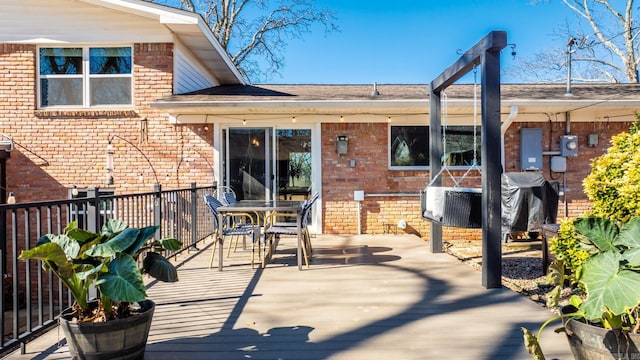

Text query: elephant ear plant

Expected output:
[18,219,182,322]
[522,216,640,359]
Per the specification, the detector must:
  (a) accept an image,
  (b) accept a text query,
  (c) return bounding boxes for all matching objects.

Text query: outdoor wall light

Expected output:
[6,192,15,205]
[0,133,14,152]
[71,185,79,197]
[105,142,114,185]
[0,184,16,204]
[336,135,348,155]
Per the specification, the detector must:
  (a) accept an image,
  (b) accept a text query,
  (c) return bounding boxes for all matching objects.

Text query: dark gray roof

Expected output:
[162,83,640,102]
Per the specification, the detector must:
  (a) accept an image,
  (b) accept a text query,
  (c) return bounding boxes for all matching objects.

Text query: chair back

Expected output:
[301,192,319,228]
[223,191,237,205]
[204,194,225,227]
[218,186,237,205]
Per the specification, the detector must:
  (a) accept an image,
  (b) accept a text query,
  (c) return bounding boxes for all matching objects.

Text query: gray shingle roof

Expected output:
[160,83,640,102]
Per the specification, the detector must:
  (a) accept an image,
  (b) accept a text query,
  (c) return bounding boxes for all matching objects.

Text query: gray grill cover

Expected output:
[501,172,559,233]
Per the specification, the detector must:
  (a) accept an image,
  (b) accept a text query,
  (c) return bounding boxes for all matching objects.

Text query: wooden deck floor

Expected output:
[4,234,572,359]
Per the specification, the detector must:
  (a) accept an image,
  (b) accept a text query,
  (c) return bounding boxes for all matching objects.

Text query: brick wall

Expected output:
[321,122,431,236]
[0,43,215,203]
[2,43,634,241]
[322,120,634,241]
[503,121,632,220]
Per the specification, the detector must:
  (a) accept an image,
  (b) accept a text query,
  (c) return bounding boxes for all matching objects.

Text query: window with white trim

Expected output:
[389,125,481,169]
[38,47,133,108]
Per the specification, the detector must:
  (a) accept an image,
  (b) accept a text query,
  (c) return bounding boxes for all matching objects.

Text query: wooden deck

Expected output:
[4,234,572,359]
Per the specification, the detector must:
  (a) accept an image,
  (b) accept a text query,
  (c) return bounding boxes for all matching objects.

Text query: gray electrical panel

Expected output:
[520,128,543,171]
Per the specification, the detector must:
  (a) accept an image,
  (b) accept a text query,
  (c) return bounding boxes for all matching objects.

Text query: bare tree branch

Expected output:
[520,0,638,83]
[155,0,338,82]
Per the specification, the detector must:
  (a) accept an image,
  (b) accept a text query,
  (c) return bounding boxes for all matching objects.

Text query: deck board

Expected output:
[4,234,571,360]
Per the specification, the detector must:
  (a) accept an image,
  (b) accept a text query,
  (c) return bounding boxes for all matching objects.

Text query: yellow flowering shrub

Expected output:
[548,218,589,284]
[583,116,640,223]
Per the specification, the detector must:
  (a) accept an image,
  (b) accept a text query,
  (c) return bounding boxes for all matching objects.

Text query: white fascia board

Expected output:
[80,0,193,22]
[192,21,246,84]
[152,99,428,113]
[501,99,640,108]
[81,0,246,84]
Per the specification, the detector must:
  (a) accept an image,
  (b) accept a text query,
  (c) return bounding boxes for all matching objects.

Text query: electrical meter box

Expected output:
[520,128,543,171]
[560,135,579,157]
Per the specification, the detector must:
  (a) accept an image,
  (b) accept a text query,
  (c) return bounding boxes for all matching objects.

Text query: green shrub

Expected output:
[549,218,589,284]
[583,115,640,223]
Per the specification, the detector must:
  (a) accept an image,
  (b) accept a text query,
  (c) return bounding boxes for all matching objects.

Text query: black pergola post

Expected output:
[429,31,506,289]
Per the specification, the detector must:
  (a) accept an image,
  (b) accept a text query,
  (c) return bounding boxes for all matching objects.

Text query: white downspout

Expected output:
[501,105,519,170]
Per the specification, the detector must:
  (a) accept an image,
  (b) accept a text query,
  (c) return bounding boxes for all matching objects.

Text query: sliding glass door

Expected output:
[222,127,312,202]
[274,129,312,200]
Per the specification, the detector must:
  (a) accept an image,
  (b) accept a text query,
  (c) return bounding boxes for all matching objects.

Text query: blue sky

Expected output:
[270,0,578,84]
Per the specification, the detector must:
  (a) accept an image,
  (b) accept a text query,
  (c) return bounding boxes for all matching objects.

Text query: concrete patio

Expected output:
[5,234,571,359]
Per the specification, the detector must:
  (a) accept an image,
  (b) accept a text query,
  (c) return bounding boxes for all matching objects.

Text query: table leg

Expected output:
[218,213,224,271]
[297,211,302,270]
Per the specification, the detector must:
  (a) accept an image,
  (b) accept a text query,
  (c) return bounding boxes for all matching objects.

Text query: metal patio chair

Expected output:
[262,192,319,268]
[204,194,259,269]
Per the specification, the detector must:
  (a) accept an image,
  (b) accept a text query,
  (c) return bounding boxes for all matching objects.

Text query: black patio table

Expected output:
[216,199,306,270]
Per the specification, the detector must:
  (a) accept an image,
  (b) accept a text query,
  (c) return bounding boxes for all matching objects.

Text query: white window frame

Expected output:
[37,45,134,109]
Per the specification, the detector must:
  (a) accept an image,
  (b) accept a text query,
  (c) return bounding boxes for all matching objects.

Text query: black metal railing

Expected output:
[0,183,216,355]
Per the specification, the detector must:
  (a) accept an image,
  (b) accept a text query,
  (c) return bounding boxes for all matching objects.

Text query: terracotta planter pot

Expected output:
[59,300,155,360]
[565,318,640,360]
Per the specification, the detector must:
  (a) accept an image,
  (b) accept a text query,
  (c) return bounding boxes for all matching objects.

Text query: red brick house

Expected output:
[2,0,639,240]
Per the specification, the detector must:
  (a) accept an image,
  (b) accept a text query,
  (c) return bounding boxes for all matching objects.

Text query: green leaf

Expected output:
[76,261,106,281]
[35,234,53,247]
[615,217,640,249]
[521,327,546,360]
[546,260,565,287]
[580,252,640,320]
[101,219,128,238]
[623,248,640,267]
[96,253,146,303]
[601,310,624,329]
[85,228,140,258]
[19,243,88,305]
[66,227,100,245]
[142,252,178,282]
[545,285,562,309]
[49,234,81,259]
[19,242,70,270]
[124,226,158,256]
[158,238,182,252]
[574,217,618,252]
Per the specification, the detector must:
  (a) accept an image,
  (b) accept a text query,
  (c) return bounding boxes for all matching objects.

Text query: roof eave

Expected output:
[81,0,246,85]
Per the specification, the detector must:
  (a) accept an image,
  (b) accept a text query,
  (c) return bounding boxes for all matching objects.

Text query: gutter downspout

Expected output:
[501,105,519,170]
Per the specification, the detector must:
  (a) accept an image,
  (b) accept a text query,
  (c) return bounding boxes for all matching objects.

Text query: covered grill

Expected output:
[501,172,559,240]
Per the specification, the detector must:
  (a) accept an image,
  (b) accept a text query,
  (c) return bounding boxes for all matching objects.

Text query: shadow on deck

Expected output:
[5,234,571,360]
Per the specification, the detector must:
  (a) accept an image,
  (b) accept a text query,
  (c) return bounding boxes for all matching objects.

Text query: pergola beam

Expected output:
[428,31,507,289]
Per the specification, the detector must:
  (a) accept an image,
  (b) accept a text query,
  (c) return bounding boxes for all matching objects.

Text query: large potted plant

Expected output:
[18,219,181,360]
[523,215,640,359]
